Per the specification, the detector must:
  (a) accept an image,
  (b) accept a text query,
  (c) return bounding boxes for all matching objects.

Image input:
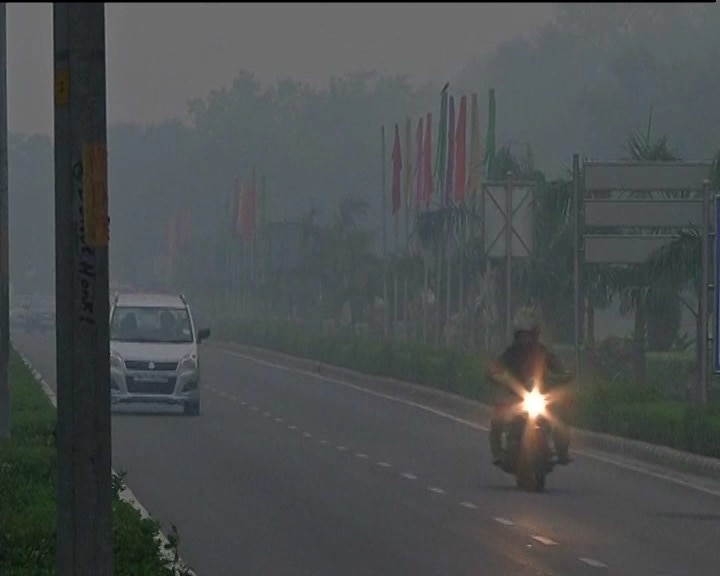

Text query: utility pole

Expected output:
[0,2,8,440]
[698,178,710,405]
[572,154,582,382]
[54,4,112,575]
[381,125,388,338]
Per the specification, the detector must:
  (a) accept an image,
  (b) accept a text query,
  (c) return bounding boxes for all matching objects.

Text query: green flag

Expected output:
[485,88,496,180]
[434,84,449,205]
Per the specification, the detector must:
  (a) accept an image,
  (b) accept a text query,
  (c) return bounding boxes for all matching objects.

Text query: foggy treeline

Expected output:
[9,4,720,299]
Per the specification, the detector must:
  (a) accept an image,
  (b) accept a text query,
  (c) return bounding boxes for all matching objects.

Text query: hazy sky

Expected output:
[7,3,556,135]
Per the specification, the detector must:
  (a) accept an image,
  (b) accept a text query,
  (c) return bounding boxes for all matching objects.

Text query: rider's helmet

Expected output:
[513,307,540,340]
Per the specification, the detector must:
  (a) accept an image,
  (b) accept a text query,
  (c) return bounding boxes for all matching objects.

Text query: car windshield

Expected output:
[110,306,193,343]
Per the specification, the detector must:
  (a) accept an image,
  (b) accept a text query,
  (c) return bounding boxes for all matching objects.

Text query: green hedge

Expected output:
[0,350,182,575]
[218,321,720,460]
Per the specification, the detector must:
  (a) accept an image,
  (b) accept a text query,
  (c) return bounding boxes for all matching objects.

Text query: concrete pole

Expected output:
[54,4,112,575]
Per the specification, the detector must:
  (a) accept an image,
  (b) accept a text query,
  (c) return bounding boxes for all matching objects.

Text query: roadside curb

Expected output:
[212,340,720,482]
[12,344,197,576]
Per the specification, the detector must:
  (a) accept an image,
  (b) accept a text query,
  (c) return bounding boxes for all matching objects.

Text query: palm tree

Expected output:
[643,150,720,374]
[612,112,685,382]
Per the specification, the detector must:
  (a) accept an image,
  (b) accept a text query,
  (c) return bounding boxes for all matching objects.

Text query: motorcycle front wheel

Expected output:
[516,454,547,492]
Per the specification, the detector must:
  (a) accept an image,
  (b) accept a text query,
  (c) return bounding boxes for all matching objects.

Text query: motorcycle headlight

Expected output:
[179,354,198,373]
[522,388,547,419]
[110,352,124,371]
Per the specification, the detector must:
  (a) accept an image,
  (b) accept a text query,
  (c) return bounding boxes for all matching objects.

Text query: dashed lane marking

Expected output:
[460,501,478,510]
[401,473,418,481]
[494,517,514,526]
[428,487,446,495]
[532,535,558,546]
[579,558,608,569]
[218,347,720,499]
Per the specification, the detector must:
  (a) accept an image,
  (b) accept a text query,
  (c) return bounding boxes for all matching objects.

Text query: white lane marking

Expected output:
[460,501,478,510]
[218,347,720,498]
[288,425,297,430]
[532,535,558,546]
[320,439,329,445]
[251,406,259,412]
[219,391,228,397]
[263,412,271,417]
[579,558,608,569]
[336,445,349,452]
[275,417,284,423]
[355,453,369,459]
[377,461,392,468]
[494,517,514,526]
[303,432,313,438]
[401,472,418,481]
[240,401,247,406]
[219,349,488,431]
[428,487,446,495]
[229,396,238,401]
[572,449,720,499]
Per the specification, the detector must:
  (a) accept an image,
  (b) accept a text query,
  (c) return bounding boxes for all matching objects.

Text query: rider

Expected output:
[488,309,573,466]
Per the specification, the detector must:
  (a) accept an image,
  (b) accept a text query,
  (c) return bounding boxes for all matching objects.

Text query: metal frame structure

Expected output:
[573,155,713,405]
[481,178,537,343]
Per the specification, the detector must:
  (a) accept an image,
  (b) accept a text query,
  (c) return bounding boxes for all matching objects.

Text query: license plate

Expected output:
[134,373,168,383]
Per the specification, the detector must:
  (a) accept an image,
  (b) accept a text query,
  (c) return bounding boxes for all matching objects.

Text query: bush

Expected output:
[646,352,695,400]
[0,350,179,575]
[220,321,720,459]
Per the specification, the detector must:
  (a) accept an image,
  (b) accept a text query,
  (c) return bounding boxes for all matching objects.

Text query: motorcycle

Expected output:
[496,385,556,492]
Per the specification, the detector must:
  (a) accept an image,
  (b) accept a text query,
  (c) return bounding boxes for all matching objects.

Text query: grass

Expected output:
[0,349,188,575]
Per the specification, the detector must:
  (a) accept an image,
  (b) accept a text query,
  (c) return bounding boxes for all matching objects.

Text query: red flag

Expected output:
[414,117,424,210]
[423,112,432,208]
[454,95,467,203]
[177,207,191,247]
[166,214,177,256]
[232,179,244,237]
[391,124,402,216]
[446,96,455,205]
[241,169,257,243]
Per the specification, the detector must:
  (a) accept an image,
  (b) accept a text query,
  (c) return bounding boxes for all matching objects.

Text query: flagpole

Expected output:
[445,95,455,348]
[381,125,389,338]
[435,86,448,347]
[403,202,410,341]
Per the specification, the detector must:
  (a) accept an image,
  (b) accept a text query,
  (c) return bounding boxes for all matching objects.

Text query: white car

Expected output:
[109,292,211,415]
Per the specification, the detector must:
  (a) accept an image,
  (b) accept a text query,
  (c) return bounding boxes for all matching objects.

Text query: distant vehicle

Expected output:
[11,294,55,334]
[109,292,211,416]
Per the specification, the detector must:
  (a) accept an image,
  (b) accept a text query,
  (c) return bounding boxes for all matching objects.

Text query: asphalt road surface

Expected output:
[11,330,720,576]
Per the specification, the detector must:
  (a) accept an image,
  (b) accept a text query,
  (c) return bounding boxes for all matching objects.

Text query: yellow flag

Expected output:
[81,142,109,248]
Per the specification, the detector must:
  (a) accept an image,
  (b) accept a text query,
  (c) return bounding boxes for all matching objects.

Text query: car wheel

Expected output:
[184,401,200,416]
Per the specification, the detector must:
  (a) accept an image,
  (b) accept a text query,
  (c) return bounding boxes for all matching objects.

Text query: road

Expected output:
[12,330,720,575]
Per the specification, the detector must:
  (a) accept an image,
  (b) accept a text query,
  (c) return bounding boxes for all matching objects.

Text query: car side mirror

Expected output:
[197,328,211,342]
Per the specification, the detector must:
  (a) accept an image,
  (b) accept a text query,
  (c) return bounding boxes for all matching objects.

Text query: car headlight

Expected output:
[179,354,198,373]
[110,352,124,371]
